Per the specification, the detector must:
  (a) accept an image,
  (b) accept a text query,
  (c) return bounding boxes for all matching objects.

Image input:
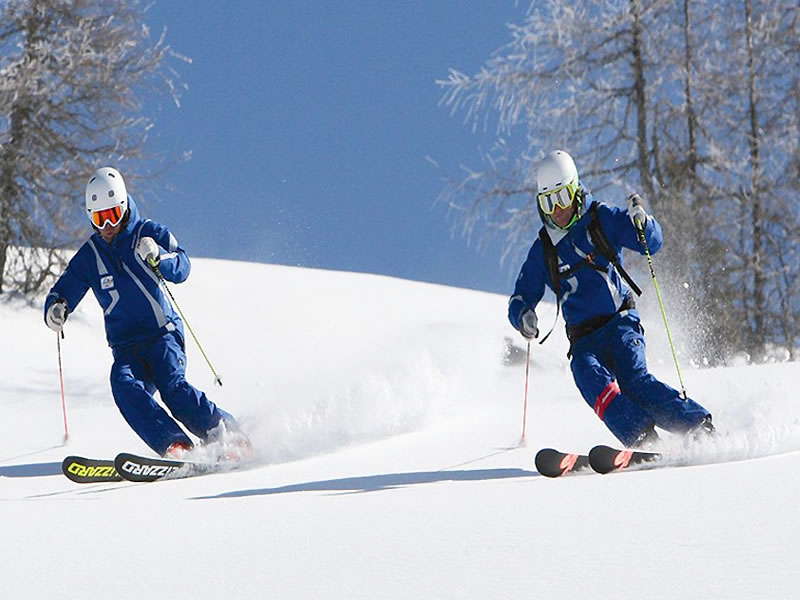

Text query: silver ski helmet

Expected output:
[536,150,584,230]
[85,167,128,228]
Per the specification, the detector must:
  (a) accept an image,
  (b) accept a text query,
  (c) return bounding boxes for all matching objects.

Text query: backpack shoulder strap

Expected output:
[538,226,561,300]
[586,202,643,296]
[586,203,613,260]
[537,226,561,345]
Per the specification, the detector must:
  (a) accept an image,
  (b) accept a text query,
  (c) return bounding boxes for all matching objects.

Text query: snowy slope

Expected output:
[2,258,799,599]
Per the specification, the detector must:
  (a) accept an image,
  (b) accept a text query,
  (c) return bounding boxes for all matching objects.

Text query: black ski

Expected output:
[535,448,591,478]
[588,444,661,474]
[62,456,122,483]
[64,449,245,484]
[113,452,214,483]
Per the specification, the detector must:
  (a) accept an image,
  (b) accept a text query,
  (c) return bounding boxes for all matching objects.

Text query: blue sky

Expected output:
[140,1,528,294]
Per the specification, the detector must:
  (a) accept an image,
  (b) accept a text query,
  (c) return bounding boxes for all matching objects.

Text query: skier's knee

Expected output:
[593,381,620,420]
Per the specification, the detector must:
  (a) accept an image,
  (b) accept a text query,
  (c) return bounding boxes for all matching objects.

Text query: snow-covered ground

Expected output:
[2,258,799,599]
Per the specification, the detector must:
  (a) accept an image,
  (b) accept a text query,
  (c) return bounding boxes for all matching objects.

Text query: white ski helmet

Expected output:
[85,167,128,228]
[537,151,578,195]
[536,150,584,230]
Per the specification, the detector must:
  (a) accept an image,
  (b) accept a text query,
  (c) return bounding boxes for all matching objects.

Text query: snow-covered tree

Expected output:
[0,0,188,294]
[438,1,654,256]
[694,0,800,360]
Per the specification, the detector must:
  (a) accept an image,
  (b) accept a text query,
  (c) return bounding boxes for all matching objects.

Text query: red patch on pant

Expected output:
[594,381,620,420]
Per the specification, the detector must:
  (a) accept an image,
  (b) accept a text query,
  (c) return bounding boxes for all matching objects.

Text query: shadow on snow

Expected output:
[0,462,63,478]
[194,467,538,500]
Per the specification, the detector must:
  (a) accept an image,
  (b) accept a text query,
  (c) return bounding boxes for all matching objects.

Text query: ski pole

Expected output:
[56,331,70,443]
[637,229,688,399]
[520,340,531,443]
[149,258,223,386]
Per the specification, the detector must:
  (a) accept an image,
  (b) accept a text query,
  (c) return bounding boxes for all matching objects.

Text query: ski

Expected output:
[535,448,591,478]
[62,456,122,483]
[63,446,248,484]
[588,444,661,474]
[536,445,662,478]
[113,452,215,483]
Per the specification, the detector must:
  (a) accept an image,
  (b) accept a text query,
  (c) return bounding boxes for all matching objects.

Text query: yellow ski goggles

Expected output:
[537,181,580,215]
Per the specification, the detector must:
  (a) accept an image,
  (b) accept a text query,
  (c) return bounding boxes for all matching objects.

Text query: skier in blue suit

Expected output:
[44,167,244,457]
[509,151,713,448]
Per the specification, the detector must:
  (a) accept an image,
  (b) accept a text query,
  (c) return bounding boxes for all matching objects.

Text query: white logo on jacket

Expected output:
[101,275,114,290]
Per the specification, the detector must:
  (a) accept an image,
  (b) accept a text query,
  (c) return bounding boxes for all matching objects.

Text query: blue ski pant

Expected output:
[569,313,709,447]
[109,331,231,456]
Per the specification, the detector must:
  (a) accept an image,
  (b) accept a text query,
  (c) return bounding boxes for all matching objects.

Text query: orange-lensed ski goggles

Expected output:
[90,205,124,228]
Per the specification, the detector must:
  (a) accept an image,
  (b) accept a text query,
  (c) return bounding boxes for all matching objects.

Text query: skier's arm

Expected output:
[43,248,92,326]
[508,243,546,332]
[140,221,191,283]
[605,203,663,256]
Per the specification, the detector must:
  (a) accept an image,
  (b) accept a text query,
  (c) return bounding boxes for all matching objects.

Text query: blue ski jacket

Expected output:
[44,196,189,352]
[508,193,662,332]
